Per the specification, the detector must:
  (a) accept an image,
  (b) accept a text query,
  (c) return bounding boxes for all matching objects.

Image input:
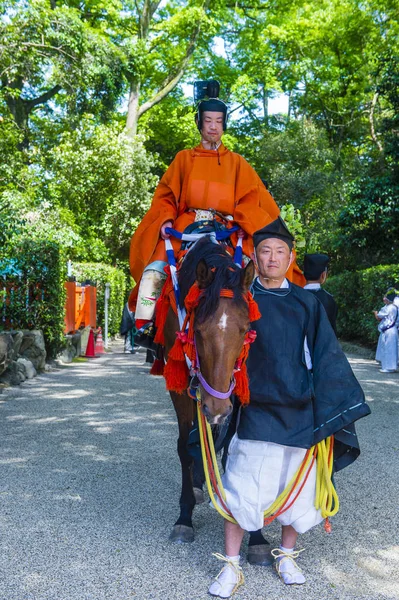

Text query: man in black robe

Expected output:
[208,217,370,599]
[303,253,338,334]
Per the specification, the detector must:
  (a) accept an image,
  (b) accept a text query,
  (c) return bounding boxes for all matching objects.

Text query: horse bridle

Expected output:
[193,339,236,400]
[164,226,249,401]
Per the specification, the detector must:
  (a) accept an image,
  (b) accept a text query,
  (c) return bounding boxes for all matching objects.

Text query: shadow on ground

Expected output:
[0,344,398,599]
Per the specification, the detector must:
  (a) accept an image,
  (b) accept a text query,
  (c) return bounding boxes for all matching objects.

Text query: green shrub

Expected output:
[72,263,126,336]
[0,239,66,358]
[325,264,399,346]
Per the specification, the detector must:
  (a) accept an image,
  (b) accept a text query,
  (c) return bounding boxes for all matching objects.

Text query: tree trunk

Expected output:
[126,80,140,137]
[4,82,61,150]
[369,92,383,154]
[262,85,269,128]
[5,96,30,150]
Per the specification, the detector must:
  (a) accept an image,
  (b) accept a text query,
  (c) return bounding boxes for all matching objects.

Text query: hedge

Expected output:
[0,239,66,358]
[72,263,126,336]
[325,264,399,346]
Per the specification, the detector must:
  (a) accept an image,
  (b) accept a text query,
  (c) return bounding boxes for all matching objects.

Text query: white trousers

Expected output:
[221,434,323,533]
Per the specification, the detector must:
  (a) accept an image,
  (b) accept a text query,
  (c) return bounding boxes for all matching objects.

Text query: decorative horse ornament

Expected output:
[152,235,260,543]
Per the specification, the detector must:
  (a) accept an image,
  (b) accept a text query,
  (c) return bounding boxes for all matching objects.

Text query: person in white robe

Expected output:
[394,294,399,357]
[373,289,398,373]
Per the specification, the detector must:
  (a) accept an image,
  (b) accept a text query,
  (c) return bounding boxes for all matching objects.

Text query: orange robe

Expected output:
[129,143,304,308]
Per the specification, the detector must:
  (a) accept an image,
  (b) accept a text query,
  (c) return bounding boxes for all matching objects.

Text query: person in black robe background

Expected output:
[208,218,370,599]
[303,253,338,335]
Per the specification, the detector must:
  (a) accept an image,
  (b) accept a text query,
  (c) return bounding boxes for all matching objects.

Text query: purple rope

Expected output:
[195,342,235,400]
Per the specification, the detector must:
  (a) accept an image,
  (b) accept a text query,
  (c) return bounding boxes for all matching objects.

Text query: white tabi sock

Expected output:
[274,546,306,585]
[209,554,244,598]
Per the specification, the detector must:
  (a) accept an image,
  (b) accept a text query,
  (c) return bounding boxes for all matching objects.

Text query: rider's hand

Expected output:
[160,221,173,240]
[237,228,246,239]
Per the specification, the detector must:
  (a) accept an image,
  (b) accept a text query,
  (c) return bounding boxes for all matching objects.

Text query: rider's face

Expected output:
[254,237,292,281]
[200,111,224,143]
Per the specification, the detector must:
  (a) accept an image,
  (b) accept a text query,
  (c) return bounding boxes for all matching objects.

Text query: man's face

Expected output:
[254,237,292,280]
[200,111,224,143]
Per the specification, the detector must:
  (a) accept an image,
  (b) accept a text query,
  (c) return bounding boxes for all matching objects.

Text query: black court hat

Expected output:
[304,253,330,281]
[253,217,295,251]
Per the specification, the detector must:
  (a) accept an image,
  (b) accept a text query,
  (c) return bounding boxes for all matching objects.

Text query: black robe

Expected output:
[237,279,370,472]
[306,287,338,335]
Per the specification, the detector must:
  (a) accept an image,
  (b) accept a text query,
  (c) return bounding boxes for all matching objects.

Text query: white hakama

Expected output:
[376,304,398,372]
[221,434,323,533]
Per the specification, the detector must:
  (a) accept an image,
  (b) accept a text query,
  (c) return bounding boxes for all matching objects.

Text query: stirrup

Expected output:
[271,548,306,585]
[209,553,244,598]
[135,322,156,349]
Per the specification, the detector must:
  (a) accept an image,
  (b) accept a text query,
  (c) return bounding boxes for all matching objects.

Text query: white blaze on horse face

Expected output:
[218,311,228,331]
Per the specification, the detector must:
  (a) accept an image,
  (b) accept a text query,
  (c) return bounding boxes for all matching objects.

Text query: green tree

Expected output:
[0,0,121,148]
[334,53,399,270]
[41,120,158,260]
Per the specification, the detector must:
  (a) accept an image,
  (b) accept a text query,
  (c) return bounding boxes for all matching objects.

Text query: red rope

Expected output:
[263,448,317,525]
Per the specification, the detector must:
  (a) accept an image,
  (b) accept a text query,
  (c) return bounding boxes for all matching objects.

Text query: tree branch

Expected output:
[25,84,62,109]
[369,91,383,153]
[137,0,209,118]
[13,42,77,61]
[140,0,162,39]
[137,56,192,117]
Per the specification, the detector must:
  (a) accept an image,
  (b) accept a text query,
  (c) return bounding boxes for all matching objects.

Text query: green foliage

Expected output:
[279,204,306,260]
[0,239,66,359]
[43,122,158,260]
[139,91,199,175]
[1,0,399,311]
[332,52,399,270]
[0,120,157,263]
[72,262,126,336]
[325,264,399,345]
[336,176,399,270]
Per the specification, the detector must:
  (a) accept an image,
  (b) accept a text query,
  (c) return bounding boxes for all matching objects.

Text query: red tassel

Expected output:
[247,292,261,322]
[185,283,202,311]
[168,337,185,362]
[164,358,189,394]
[150,358,164,376]
[234,364,250,405]
[324,518,332,534]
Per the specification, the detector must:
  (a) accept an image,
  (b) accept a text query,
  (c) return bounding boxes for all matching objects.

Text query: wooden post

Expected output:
[85,285,97,329]
[64,281,76,333]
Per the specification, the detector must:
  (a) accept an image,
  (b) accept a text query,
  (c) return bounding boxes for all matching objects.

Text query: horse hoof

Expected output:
[194,487,205,504]
[247,544,273,566]
[169,524,194,544]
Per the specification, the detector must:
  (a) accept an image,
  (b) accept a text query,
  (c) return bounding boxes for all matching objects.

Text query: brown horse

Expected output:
[159,236,255,543]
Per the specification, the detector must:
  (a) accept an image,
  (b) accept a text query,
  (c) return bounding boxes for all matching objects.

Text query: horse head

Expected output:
[194,254,255,425]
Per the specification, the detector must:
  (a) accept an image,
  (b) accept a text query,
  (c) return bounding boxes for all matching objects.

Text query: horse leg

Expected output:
[192,455,205,504]
[169,391,197,543]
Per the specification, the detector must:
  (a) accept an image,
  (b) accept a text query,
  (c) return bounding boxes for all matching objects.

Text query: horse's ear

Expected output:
[241,260,255,293]
[196,259,214,289]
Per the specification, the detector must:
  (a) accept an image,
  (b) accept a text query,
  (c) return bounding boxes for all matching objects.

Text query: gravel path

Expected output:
[0,342,398,600]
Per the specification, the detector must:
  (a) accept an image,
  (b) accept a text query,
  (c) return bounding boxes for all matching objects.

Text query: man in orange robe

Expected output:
[130,94,304,328]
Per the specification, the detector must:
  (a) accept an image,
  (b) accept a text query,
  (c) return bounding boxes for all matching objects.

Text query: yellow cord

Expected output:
[314,437,340,517]
[197,397,236,523]
[197,401,339,524]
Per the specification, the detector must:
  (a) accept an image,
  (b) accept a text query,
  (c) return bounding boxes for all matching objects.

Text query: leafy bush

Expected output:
[0,239,66,358]
[325,264,399,346]
[45,123,158,261]
[72,263,126,336]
